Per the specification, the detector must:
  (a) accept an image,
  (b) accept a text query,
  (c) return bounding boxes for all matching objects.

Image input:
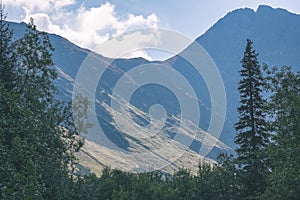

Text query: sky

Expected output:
[3,0,300,60]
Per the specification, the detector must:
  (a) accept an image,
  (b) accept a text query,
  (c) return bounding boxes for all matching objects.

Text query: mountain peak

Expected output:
[256,5,297,16]
[256,5,275,12]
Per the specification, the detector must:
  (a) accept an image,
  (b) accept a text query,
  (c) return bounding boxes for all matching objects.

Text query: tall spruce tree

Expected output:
[235,39,269,197]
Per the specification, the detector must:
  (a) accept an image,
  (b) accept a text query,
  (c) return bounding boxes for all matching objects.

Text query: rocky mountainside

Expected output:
[7,5,300,174]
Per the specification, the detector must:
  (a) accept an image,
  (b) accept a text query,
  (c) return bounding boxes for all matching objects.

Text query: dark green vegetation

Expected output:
[1,7,299,200]
[234,39,269,197]
[0,8,83,199]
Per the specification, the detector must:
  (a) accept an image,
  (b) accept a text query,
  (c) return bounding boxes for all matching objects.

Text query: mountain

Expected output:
[7,5,300,174]
[168,5,300,148]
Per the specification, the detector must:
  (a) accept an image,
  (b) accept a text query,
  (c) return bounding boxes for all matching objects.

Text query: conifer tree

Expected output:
[263,66,300,199]
[14,19,83,198]
[0,3,16,89]
[234,39,269,197]
[0,13,83,198]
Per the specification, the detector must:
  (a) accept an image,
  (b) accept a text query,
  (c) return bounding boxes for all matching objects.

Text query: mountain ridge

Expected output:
[5,5,300,173]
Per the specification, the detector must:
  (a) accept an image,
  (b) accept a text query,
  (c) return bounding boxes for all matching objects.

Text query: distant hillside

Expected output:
[167,5,300,147]
[7,5,300,174]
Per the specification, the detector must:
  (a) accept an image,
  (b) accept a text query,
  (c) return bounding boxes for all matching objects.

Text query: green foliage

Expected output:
[1,5,299,199]
[234,39,269,197]
[0,9,82,199]
[0,5,17,90]
[262,66,300,199]
[214,153,242,200]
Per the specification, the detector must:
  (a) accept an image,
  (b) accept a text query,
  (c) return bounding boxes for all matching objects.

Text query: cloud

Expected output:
[6,1,160,60]
[95,29,161,60]
[122,50,153,61]
[5,0,75,12]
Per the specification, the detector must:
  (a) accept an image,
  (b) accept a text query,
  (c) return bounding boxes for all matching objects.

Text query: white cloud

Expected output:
[23,13,61,32]
[6,1,160,60]
[5,0,75,12]
[95,29,161,60]
[121,50,153,61]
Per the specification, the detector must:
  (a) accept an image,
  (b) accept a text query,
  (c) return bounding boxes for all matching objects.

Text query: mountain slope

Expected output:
[7,5,300,174]
[167,5,300,147]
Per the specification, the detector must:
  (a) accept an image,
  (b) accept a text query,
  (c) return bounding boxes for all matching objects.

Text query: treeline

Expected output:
[0,7,299,200]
